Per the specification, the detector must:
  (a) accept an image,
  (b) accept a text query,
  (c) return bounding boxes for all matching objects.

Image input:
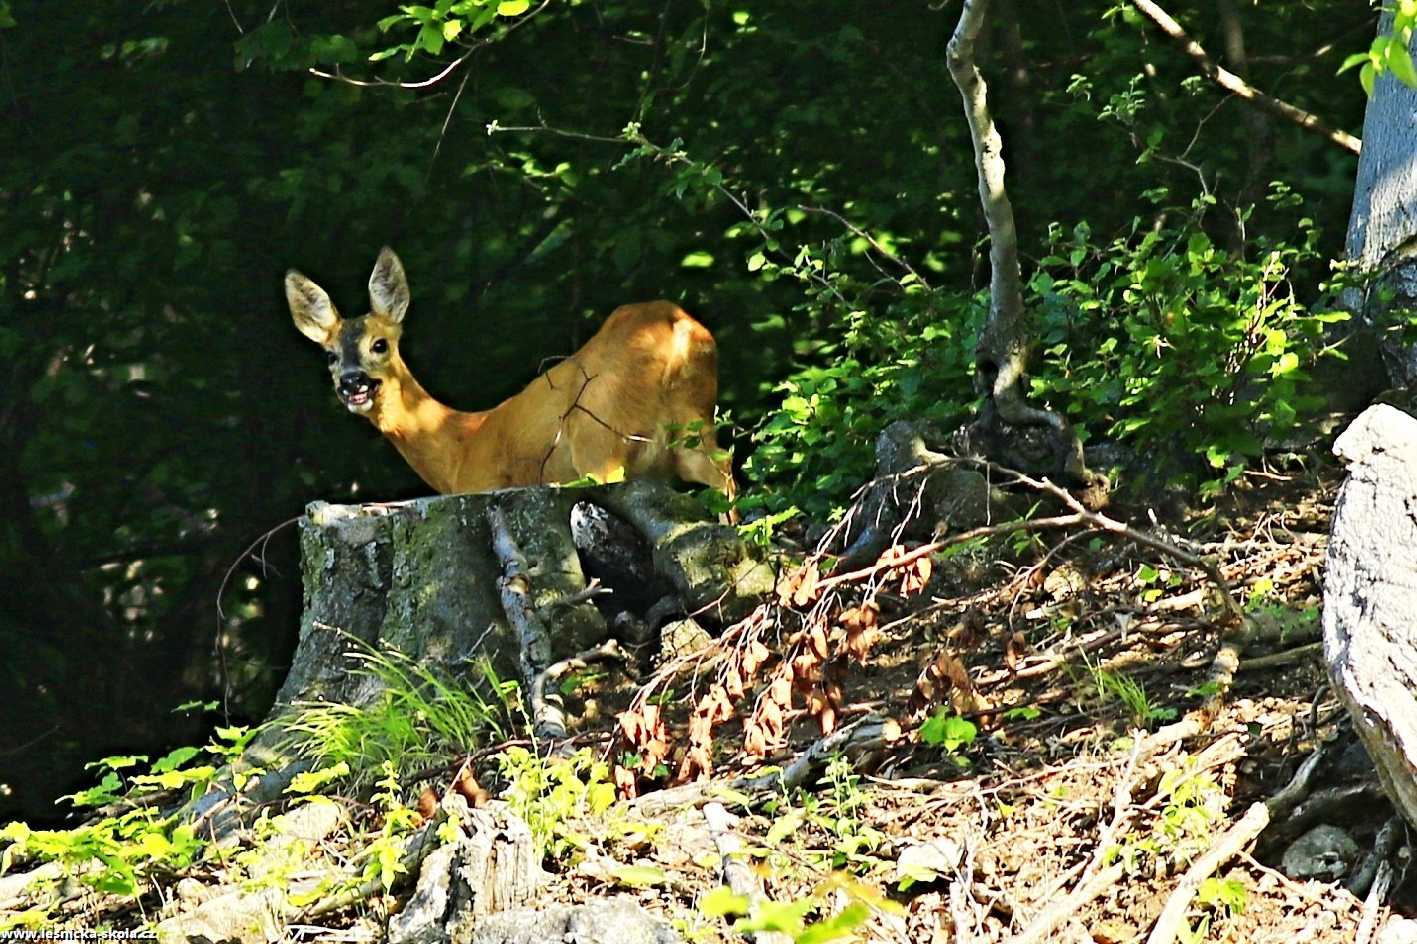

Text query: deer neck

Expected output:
[368,357,486,493]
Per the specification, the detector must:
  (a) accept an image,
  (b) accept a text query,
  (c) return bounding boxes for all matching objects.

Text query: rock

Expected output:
[659,618,713,661]
[155,887,284,944]
[1324,404,1417,828]
[458,896,682,944]
[1279,824,1360,881]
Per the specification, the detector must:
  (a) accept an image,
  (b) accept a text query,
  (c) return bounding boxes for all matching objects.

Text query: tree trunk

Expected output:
[945,0,1095,489]
[1343,10,1417,391]
[1323,404,1417,828]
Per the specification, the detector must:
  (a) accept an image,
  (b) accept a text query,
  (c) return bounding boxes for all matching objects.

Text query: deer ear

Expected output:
[369,247,410,323]
[285,270,340,344]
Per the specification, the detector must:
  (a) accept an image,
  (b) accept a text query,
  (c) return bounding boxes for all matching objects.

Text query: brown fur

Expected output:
[285,248,736,504]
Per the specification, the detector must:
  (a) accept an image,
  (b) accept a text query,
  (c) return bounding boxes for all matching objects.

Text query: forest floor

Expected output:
[488,458,1390,943]
[10,459,1394,944]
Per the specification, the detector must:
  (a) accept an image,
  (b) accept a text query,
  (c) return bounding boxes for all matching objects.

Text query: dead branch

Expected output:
[703,802,792,944]
[1235,641,1322,673]
[1004,863,1126,944]
[530,639,628,741]
[488,505,557,736]
[1146,802,1270,944]
[1130,0,1361,155]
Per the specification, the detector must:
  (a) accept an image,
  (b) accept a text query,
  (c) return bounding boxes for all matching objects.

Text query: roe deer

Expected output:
[285,248,736,506]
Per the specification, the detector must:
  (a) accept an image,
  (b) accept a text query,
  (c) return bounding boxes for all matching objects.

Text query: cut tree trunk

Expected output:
[278,481,771,710]
[183,481,772,836]
[1323,403,1417,827]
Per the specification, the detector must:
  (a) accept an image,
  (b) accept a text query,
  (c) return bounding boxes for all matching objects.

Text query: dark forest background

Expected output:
[0,0,1374,822]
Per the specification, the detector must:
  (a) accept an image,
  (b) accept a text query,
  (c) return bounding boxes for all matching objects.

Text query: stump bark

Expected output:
[1323,403,1417,826]
[277,481,772,711]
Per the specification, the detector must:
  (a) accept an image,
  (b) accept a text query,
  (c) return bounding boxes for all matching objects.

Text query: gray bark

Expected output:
[1323,404,1417,828]
[945,0,1094,487]
[1343,11,1417,388]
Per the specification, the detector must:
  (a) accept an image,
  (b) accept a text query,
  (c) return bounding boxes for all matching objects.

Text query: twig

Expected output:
[1130,0,1361,155]
[539,577,611,612]
[703,802,792,944]
[530,639,628,741]
[797,205,931,289]
[1236,641,1322,673]
[1145,802,1270,944]
[307,0,552,90]
[1004,863,1125,944]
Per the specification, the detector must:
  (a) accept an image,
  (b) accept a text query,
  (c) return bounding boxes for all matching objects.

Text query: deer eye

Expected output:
[371,338,389,355]
[325,351,338,365]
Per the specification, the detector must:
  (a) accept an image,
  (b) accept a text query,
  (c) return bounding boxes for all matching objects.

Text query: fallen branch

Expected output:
[1236,642,1322,673]
[303,811,444,919]
[530,639,628,741]
[1146,802,1270,944]
[488,505,556,736]
[1004,863,1126,944]
[703,802,792,944]
[1131,0,1361,155]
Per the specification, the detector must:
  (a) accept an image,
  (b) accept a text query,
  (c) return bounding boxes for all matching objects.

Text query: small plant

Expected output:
[701,873,898,944]
[496,746,617,862]
[814,755,888,874]
[0,727,247,919]
[919,708,978,762]
[1090,666,1177,728]
[280,643,512,779]
[1109,755,1227,875]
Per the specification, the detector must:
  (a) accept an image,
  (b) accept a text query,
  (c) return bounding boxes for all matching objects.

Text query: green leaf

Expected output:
[797,902,871,944]
[1336,51,1370,75]
[608,864,667,888]
[418,22,445,55]
[747,251,766,272]
[681,251,715,268]
[1361,62,1377,97]
[150,746,201,774]
[765,810,804,847]
[700,886,750,918]
[1388,42,1417,88]
[497,0,530,15]
[442,19,464,41]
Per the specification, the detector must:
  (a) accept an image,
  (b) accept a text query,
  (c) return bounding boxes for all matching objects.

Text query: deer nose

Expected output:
[338,372,373,396]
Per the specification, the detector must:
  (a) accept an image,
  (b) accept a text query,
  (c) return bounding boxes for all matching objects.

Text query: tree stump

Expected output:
[278,481,771,710]
[1323,403,1417,826]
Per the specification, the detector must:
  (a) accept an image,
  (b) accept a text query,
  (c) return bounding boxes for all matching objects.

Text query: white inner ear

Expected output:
[369,249,410,323]
[286,272,339,344]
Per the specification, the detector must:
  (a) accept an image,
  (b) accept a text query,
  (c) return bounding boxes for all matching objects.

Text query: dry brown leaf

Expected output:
[613,764,639,799]
[841,602,881,661]
[901,555,933,596]
[416,787,438,821]
[453,767,490,808]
